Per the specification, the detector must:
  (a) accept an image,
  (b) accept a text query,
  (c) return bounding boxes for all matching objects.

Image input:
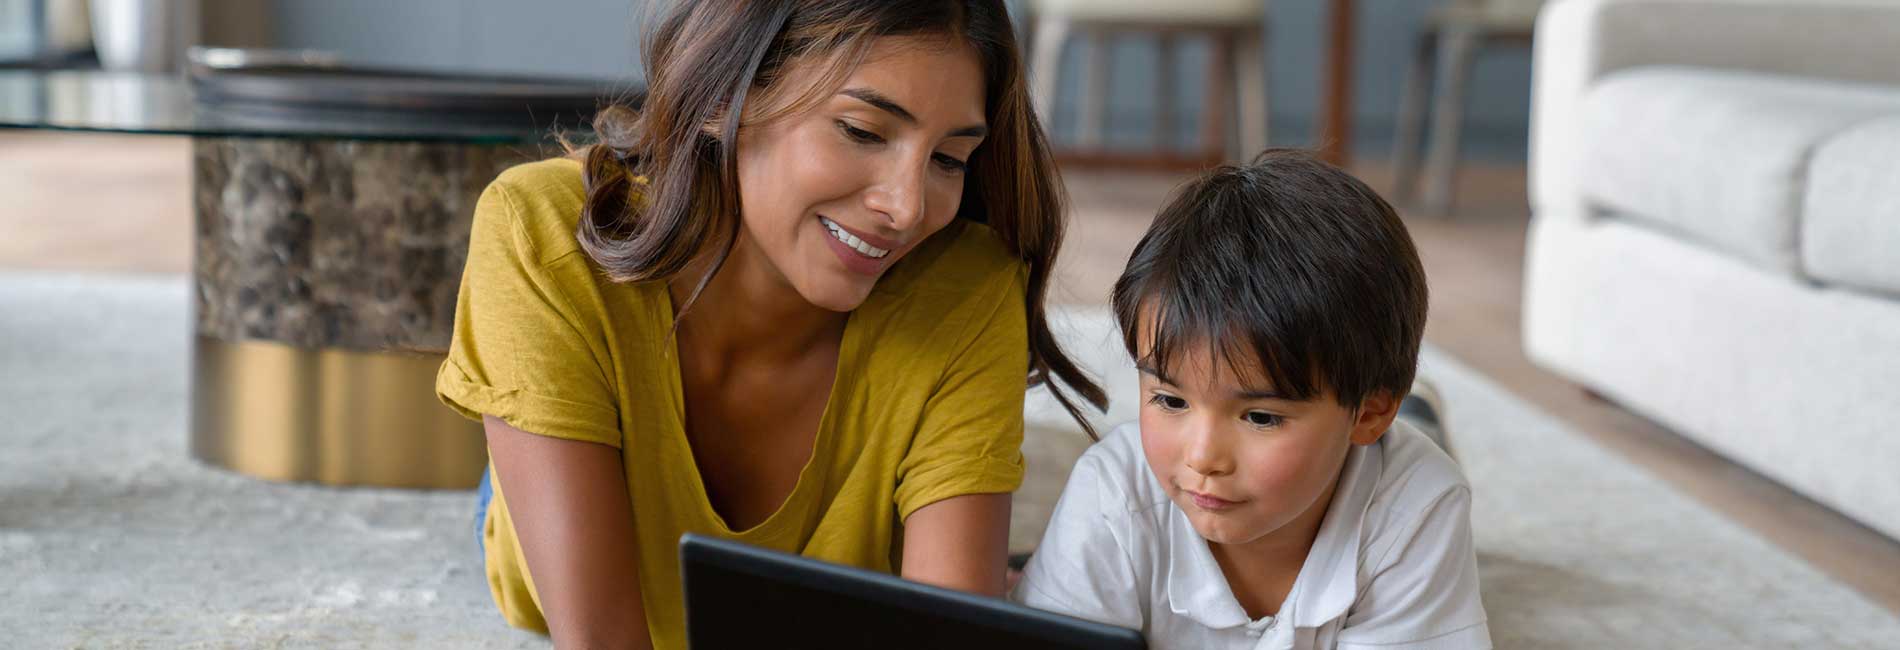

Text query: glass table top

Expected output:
[0,70,633,144]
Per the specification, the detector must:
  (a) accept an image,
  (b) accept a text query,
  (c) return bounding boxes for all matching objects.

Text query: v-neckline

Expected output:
[655,281,854,540]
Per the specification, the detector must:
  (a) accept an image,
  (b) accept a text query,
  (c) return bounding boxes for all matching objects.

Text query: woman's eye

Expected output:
[837,121,884,144]
[1148,394,1188,411]
[931,153,969,174]
[1244,411,1283,428]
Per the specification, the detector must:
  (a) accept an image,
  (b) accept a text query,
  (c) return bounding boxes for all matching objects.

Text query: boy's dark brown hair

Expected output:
[1111,149,1429,408]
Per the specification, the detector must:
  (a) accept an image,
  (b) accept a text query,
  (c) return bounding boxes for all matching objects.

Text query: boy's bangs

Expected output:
[1129,279,1323,404]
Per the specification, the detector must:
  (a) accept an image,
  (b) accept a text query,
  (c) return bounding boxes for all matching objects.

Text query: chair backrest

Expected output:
[1474,0,1547,20]
[1028,0,1266,24]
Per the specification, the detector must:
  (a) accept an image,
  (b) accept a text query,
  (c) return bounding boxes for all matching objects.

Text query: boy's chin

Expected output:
[1182,508,1269,546]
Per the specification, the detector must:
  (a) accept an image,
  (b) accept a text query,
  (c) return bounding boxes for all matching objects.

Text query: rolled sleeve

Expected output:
[893,266,1030,520]
[434,179,621,448]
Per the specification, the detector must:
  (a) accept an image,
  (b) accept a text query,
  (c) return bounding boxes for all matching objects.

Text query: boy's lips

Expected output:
[1185,489,1242,511]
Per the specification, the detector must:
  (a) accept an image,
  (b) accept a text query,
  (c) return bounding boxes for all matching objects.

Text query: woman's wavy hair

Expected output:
[572,0,1106,435]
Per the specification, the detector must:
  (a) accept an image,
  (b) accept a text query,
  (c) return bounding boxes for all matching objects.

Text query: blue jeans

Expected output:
[473,465,494,555]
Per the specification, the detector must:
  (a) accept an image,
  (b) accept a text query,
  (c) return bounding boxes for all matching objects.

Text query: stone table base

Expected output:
[190,136,530,488]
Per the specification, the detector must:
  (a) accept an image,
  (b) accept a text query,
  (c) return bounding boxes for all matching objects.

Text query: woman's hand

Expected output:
[899,492,1013,597]
[485,416,653,650]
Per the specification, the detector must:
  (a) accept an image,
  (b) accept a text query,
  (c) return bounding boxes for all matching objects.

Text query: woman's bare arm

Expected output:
[485,415,652,650]
[899,492,1012,597]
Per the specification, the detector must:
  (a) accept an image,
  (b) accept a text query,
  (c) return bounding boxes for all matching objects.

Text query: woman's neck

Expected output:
[667,234,847,366]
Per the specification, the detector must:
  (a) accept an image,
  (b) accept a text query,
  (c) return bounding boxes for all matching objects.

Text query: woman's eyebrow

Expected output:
[839,87,987,138]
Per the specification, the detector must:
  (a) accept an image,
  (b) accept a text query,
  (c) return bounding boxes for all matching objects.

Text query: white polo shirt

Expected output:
[1012,421,1490,650]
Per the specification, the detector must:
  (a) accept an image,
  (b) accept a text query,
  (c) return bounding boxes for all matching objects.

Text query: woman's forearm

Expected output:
[899,492,1013,597]
[485,416,653,650]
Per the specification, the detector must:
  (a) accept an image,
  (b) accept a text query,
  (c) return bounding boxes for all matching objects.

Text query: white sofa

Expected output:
[1524,0,1900,541]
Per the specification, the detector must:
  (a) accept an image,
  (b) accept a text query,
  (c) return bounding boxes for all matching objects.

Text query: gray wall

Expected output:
[259,0,1532,159]
[266,0,645,82]
[0,0,33,59]
[203,0,274,49]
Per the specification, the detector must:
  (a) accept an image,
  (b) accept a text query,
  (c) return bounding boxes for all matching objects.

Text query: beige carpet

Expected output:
[5,273,1897,648]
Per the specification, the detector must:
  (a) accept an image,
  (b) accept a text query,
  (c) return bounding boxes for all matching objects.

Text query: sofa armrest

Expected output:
[1529,0,1900,222]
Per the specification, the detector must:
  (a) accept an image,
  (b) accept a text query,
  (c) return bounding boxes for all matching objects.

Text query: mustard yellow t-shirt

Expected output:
[435,158,1029,648]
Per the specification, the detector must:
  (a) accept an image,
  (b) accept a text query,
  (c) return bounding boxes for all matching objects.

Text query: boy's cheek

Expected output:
[1136,413,1181,471]
[1137,417,1184,492]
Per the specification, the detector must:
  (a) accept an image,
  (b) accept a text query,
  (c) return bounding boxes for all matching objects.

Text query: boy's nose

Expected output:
[1182,422,1234,477]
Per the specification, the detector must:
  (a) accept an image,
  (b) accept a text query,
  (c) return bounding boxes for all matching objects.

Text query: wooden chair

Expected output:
[1390,0,1544,214]
[1028,0,1269,169]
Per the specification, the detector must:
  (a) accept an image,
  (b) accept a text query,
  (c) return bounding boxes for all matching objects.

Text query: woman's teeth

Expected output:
[821,217,890,259]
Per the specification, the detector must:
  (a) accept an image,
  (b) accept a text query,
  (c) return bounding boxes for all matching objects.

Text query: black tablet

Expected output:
[680,534,1146,649]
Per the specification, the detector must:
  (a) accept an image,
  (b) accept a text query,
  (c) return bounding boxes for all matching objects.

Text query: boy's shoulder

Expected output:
[1357,420,1474,568]
[1368,420,1472,517]
[1068,422,1173,516]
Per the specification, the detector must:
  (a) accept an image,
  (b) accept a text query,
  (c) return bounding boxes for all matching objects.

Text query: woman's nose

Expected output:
[863,155,928,230]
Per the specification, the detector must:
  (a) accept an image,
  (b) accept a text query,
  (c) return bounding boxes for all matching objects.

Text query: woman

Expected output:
[435,1,1102,648]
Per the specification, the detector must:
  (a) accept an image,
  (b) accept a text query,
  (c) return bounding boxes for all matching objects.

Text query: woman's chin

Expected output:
[798,280,876,313]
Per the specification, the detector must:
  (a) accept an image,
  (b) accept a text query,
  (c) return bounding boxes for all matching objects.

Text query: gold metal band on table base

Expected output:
[190,336,487,489]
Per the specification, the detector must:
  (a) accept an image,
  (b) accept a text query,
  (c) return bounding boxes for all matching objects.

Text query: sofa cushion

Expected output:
[1579,67,1900,273]
[1803,115,1900,295]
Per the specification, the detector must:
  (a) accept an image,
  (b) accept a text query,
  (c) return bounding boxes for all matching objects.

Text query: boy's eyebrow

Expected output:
[1234,387,1289,401]
[839,87,988,138]
[1140,363,1288,400]
[1135,364,1174,385]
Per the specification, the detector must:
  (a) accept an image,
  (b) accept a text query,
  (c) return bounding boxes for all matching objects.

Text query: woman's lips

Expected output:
[819,216,892,276]
[820,215,903,252]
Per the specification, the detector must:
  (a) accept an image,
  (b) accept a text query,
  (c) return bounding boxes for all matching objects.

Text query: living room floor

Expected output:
[6,131,1898,615]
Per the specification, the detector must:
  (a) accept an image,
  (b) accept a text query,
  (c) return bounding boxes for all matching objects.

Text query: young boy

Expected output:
[1013,150,1489,649]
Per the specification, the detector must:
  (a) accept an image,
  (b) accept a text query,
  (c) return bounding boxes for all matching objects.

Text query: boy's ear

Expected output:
[1349,390,1401,446]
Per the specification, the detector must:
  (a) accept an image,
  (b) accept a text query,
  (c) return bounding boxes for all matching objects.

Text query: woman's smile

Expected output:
[818,215,900,276]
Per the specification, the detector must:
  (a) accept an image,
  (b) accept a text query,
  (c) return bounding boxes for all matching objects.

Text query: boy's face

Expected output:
[1134,318,1399,549]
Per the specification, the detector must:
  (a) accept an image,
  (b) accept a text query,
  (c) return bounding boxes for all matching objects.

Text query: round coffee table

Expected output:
[0,67,631,489]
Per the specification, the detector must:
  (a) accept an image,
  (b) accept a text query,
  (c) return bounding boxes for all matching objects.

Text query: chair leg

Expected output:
[1235,28,1268,160]
[1201,31,1235,164]
[1421,26,1477,216]
[1391,30,1436,205]
[1156,32,1176,151]
[1030,15,1070,134]
[1079,26,1109,149]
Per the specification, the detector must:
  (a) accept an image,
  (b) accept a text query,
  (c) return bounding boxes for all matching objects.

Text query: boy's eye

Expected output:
[1244,411,1283,428]
[837,120,884,144]
[1148,394,1188,411]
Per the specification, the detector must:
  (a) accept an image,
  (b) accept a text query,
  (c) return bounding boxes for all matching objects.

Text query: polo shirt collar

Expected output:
[1164,434,1387,631]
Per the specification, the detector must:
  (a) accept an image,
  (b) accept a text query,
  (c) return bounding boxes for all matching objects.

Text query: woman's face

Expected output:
[732,35,988,312]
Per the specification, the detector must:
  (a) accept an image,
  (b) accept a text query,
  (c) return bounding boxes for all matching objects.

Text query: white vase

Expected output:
[90,0,197,73]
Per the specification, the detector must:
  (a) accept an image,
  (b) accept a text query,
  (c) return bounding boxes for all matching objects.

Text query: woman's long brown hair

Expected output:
[574,0,1108,437]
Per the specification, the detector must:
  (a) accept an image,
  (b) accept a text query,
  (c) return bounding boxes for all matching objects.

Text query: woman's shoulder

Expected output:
[852,219,1030,366]
[877,218,1027,303]
[475,157,590,265]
